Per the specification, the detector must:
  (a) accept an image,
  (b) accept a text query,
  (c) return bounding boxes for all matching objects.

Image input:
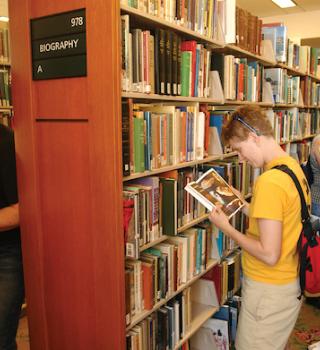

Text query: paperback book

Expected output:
[184,168,244,219]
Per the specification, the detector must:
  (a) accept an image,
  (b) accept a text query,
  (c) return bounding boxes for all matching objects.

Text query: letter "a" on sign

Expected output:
[37,65,43,73]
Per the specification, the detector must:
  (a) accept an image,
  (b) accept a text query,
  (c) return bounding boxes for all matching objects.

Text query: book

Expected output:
[184,168,245,219]
[202,318,230,350]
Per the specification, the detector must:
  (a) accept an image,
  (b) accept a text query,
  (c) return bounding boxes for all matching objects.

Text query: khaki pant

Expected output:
[235,276,302,350]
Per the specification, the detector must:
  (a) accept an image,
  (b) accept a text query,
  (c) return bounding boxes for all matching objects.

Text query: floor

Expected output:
[16,316,29,350]
[16,299,320,349]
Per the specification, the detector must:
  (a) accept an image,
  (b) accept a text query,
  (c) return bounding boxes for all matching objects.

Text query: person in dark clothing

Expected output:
[0,124,24,350]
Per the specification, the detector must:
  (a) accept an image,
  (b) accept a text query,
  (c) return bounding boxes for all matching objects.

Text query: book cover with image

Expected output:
[184,168,245,219]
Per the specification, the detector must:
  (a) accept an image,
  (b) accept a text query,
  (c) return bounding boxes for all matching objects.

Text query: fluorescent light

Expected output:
[0,16,9,22]
[271,0,296,8]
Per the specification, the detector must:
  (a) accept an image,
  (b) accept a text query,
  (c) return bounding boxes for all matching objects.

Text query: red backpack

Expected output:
[273,165,320,297]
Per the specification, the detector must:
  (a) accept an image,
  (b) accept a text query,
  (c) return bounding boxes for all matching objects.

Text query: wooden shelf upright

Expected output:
[9,1,125,349]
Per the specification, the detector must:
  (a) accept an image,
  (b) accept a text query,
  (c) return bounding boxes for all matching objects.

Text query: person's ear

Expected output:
[248,132,259,144]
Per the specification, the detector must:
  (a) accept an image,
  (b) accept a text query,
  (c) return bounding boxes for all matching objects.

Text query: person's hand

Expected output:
[209,205,232,234]
[231,186,242,199]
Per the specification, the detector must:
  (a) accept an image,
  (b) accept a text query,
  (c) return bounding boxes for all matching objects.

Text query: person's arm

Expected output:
[209,206,282,266]
[0,203,19,232]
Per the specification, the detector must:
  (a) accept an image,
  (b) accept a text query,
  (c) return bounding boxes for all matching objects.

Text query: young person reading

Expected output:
[209,105,310,350]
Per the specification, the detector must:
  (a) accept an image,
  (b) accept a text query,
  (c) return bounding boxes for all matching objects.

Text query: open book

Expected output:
[184,168,245,219]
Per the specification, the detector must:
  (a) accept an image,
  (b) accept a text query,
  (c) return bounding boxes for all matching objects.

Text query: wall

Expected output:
[263,10,320,43]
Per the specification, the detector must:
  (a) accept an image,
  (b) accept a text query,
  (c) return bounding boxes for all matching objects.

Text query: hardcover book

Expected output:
[184,168,245,219]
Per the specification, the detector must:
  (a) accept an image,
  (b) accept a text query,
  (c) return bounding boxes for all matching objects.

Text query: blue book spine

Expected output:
[209,113,224,136]
[276,25,287,63]
[217,230,224,257]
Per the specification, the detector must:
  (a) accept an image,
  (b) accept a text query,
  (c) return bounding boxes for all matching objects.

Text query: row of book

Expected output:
[123,100,260,177]
[125,223,215,322]
[126,287,192,350]
[121,0,230,42]
[191,295,241,349]
[264,68,300,104]
[266,108,320,144]
[123,161,252,259]
[0,111,12,127]
[262,22,320,77]
[0,69,11,107]
[121,16,218,98]
[0,27,10,64]
[265,68,320,106]
[123,168,206,259]
[122,100,227,176]
[284,140,312,164]
[235,6,263,55]
[211,55,320,106]
[300,76,320,107]
[287,40,320,77]
[213,53,264,102]
[126,248,242,349]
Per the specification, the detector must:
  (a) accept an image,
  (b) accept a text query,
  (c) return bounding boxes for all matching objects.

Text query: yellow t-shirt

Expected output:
[242,155,311,284]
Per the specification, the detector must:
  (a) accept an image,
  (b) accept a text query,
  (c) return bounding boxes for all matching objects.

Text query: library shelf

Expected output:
[177,214,210,233]
[122,92,225,104]
[173,305,219,350]
[224,100,274,107]
[123,152,238,181]
[139,235,168,252]
[309,73,320,83]
[273,104,305,109]
[126,258,218,331]
[0,107,13,112]
[221,44,276,67]
[276,62,306,76]
[279,134,317,145]
[120,4,224,48]
[302,105,320,109]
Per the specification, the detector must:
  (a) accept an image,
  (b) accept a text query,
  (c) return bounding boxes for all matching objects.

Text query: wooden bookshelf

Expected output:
[11,1,125,349]
[120,4,224,48]
[123,152,238,181]
[12,1,319,348]
[222,44,276,67]
[224,100,274,107]
[177,214,210,233]
[276,62,306,76]
[139,235,168,252]
[126,258,218,331]
[173,305,219,349]
[122,91,225,104]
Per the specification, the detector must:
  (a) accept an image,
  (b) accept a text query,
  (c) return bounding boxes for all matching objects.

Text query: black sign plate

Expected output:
[31,9,86,80]
[30,9,86,40]
[32,33,86,60]
[32,55,87,80]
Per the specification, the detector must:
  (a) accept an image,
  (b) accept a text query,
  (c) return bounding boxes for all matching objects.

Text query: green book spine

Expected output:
[181,51,191,97]
[133,117,145,173]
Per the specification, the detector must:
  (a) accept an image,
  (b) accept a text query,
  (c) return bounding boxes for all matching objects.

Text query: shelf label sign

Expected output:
[30,9,86,80]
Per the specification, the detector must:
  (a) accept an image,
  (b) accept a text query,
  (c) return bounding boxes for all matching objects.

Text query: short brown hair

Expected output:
[222,105,274,144]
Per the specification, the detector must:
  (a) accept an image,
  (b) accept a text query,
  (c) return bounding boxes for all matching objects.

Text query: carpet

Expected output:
[288,300,320,350]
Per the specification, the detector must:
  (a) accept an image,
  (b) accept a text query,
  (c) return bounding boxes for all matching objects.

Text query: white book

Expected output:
[195,111,205,160]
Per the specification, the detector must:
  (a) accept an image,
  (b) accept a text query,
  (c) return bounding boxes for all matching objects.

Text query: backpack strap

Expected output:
[272,165,310,224]
[272,164,316,295]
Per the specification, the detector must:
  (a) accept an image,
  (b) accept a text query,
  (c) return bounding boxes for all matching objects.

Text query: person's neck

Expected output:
[261,137,288,165]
